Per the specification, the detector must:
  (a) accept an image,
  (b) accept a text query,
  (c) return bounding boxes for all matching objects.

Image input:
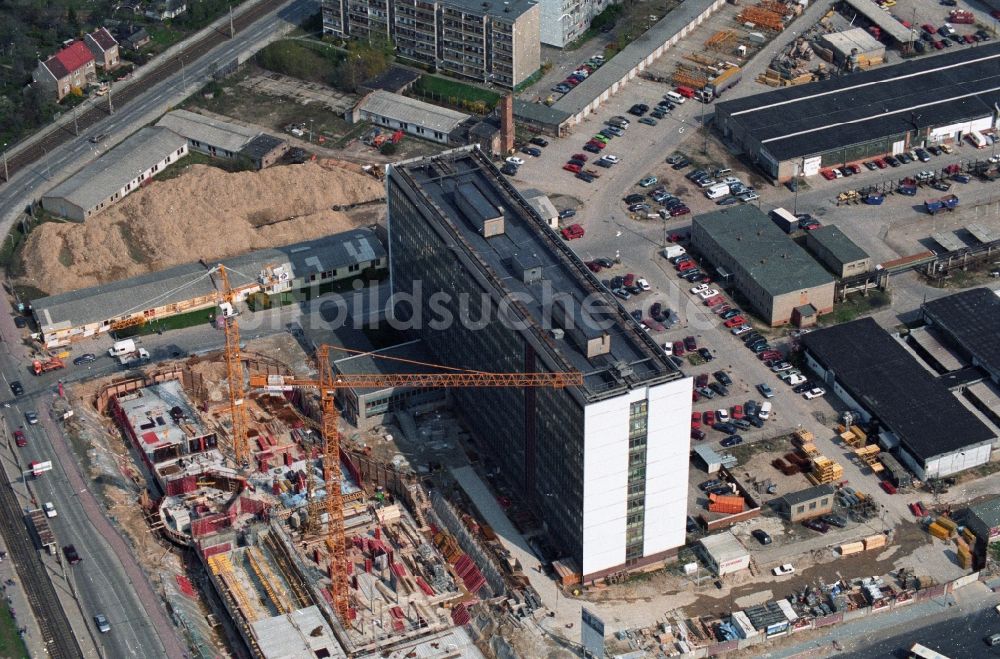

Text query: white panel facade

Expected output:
[924,442,992,478]
[641,377,693,556]
[928,115,992,141]
[581,392,633,576]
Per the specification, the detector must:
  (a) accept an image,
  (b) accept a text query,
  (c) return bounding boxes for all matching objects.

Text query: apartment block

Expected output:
[323,0,540,88]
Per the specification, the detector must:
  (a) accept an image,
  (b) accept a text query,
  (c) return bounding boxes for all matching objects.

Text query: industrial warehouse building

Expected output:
[41,127,188,220]
[714,42,1000,181]
[32,229,386,347]
[697,532,749,576]
[387,146,693,581]
[349,91,470,145]
[156,110,288,168]
[817,27,885,68]
[691,206,835,326]
[804,225,871,279]
[922,288,1000,386]
[801,318,996,480]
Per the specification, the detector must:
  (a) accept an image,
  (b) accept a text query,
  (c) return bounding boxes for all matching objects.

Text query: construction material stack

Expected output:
[809,456,844,485]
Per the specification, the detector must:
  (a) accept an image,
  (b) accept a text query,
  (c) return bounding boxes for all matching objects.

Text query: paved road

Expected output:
[0,0,313,233]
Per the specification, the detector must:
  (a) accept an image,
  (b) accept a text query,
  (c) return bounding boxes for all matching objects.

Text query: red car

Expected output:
[571,153,588,162]
[563,163,582,173]
[692,389,701,402]
[668,232,685,242]
[921,23,936,33]
[820,169,837,180]
[714,305,732,316]
[691,412,702,429]
[873,158,887,169]
[586,261,602,273]
[673,340,685,356]
[704,295,725,307]
[848,163,862,174]
[586,140,606,150]
[677,261,696,272]
[561,224,585,240]
[932,40,944,50]
[964,34,975,44]
[724,316,745,328]
[880,480,897,494]
[669,206,691,217]
[14,429,26,447]
[731,405,744,420]
[703,410,715,426]
[623,273,635,287]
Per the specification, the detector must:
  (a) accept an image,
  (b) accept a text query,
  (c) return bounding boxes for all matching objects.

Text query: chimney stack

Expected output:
[500,94,515,153]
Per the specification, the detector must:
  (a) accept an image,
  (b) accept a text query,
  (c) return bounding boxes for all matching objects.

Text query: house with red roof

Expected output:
[33,41,96,102]
[85,28,120,70]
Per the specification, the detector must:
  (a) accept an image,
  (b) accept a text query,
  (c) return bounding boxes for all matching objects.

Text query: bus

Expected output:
[908,643,951,659]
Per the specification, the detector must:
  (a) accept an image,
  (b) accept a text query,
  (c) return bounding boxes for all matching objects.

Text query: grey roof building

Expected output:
[776,485,834,521]
[967,497,1000,543]
[32,229,386,347]
[922,288,1000,385]
[41,126,188,221]
[804,225,871,278]
[351,91,470,144]
[156,109,258,156]
[691,206,835,326]
[387,146,693,581]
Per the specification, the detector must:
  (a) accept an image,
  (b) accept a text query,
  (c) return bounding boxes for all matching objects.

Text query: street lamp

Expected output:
[2,142,7,182]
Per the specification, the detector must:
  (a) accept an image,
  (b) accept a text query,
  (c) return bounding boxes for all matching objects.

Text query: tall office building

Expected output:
[386,147,692,580]
[322,0,540,89]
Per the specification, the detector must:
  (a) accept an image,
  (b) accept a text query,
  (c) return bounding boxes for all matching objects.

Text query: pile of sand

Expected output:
[20,159,385,296]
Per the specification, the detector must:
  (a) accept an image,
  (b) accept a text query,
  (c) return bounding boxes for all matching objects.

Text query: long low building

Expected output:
[714,42,1000,181]
[155,109,288,169]
[41,126,188,221]
[922,287,1000,386]
[691,206,835,326]
[32,229,386,347]
[801,318,996,480]
[349,90,470,145]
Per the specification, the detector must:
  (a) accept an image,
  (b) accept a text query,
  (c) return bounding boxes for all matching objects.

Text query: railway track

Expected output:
[4,0,289,182]
[0,467,81,659]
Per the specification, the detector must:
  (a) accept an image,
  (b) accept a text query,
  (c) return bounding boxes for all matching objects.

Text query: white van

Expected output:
[705,184,730,200]
[758,401,772,420]
[665,91,685,104]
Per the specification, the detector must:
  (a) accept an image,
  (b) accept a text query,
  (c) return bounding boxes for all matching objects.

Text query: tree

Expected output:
[379,142,397,156]
[67,7,79,34]
[330,40,392,93]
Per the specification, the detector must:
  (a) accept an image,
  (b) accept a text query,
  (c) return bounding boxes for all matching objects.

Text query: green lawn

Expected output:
[0,603,27,659]
[411,76,500,111]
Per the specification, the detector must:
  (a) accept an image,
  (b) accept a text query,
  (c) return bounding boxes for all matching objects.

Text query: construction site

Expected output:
[60,259,573,658]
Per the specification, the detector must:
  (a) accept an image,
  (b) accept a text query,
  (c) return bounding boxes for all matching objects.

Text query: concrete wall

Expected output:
[581,376,691,578]
[509,4,541,88]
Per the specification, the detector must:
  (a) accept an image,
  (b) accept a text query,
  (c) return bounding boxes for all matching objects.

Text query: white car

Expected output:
[716,409,730,422]
[739,191,759,202]
[803,387,826,400]
[663,343,673,356]
[44,502,57,518]
[505,156,525,166]
[772,564,795,576]
[731,325,752,335]
[786,374,807,386]
[603,154,621,164]
[697,288,719,300]
[691,284,709,295]
[637,278,651,291]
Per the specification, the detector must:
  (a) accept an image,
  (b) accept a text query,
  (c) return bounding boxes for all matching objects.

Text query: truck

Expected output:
[769,207,798,234]
[32,356,65,375]
[27,508,56,555]
[662,245,687,260]
[118,348,150,368]
[924,194,959,215]
[706,66,742,98]
[109,339,137,357]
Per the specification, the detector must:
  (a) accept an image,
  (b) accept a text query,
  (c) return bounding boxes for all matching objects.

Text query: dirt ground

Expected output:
[19,158,385,295]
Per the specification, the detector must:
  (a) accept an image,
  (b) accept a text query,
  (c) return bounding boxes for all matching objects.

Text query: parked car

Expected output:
[73,353,97,365]
[772,563,795,576]
[14,429,26,447]
[757,383,775,398]
[10,381,23,396]
[94,614,111,633]
[25,411,38,425]
[44,502,58,518]
[698,347,714,362]
[802,519,830,533]
[560,224,585,240]
[752,529,772,545]
[821,514,848,528]
[720,434,743,447]
[684,336,697,351]
[714,371,733,386]
[803,387,826,400]
[639,176,658,187]
[529,136,548,147]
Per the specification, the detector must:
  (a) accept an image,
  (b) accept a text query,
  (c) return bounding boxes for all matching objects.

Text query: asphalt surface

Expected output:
[0,0,313,234]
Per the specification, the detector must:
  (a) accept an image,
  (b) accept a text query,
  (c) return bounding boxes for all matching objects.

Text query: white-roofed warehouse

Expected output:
[349,90,470,144]
[41,126,188,221]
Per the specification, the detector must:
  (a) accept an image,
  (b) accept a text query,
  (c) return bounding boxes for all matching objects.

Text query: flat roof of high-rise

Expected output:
[389,147,680,398]
[716,42,1000,161]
